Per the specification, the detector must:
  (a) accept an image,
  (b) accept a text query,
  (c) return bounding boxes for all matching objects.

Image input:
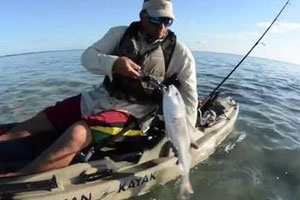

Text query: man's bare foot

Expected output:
[190,142,199,149]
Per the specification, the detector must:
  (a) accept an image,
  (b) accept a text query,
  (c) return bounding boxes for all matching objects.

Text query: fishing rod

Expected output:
[200,0,290,113]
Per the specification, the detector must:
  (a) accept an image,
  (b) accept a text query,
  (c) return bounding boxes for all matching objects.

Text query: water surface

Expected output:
[1,50,300,200]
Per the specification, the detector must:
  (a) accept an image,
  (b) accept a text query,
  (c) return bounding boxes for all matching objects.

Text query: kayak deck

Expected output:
[0,97,239,200]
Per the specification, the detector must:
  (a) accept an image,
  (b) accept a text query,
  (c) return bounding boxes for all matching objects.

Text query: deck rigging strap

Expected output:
[0,176,58,195]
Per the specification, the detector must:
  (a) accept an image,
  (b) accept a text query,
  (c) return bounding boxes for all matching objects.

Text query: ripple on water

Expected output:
[1,51,300,200]
[240,109,275,124]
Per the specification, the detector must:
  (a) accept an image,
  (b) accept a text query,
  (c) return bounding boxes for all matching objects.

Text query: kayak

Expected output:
[0,97,239,200]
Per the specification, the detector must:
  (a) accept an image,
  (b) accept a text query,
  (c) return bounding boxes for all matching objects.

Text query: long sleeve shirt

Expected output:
[80,26,198,131]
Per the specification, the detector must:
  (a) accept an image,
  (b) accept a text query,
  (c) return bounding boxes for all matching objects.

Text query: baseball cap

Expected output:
[142,0,175,19]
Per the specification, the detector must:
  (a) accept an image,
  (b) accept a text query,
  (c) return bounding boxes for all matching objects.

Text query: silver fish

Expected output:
[163,84,194,199]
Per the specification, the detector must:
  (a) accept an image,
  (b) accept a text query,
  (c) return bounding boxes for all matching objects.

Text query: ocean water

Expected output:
[1,50,300,200]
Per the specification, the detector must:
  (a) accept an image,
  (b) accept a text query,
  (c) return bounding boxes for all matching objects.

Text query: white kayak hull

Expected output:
[0,97,239,200]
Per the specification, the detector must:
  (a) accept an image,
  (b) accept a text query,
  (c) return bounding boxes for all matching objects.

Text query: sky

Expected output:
[1,0,300,65]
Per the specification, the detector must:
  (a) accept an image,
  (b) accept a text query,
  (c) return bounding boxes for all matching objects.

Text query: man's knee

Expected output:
[66,121,91,148]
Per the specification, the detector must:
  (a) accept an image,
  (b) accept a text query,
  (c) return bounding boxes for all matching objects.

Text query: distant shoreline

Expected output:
[0,49,84,59]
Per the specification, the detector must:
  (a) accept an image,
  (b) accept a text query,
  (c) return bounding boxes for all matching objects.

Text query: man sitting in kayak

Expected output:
[0,0,198,177]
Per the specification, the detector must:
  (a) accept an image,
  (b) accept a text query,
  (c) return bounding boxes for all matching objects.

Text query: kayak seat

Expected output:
[76,116,166,164]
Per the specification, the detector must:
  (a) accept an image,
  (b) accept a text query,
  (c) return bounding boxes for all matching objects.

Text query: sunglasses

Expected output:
[148,16,173,27]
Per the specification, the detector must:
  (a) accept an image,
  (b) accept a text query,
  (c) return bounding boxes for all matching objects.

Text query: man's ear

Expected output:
[140,11,147,27]
[139,11,143,20]
[140,10,147,21]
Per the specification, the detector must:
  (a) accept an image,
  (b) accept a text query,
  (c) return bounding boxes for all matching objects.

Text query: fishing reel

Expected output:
[197,92,219,127]
[140,73,165,103]
[140,72,180,103]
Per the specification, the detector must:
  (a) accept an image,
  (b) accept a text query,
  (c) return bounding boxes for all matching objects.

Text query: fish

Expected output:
[162,84,194,199]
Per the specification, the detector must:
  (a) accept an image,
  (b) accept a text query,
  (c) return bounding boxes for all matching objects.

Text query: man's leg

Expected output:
[13,120,92,176]
[0,94,82,142]
[0,112,54,142]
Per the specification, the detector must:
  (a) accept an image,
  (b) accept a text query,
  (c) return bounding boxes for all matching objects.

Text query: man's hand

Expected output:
[112,57,141,79]
[171,142,199,160]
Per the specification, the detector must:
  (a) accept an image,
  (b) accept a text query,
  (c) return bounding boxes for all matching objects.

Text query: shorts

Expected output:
[44,94,142,145]
[85,110,142,145]
[44,94,82,135]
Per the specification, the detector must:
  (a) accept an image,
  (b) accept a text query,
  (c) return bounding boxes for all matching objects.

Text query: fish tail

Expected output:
[179,175,194,200]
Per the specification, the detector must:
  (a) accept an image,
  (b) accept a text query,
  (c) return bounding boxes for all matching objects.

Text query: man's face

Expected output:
[141,14,173,39]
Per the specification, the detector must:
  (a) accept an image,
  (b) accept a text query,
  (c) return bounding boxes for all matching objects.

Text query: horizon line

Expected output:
[0,49,299,66]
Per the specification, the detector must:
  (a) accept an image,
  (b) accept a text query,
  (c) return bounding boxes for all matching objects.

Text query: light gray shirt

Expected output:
[80,26,198,131]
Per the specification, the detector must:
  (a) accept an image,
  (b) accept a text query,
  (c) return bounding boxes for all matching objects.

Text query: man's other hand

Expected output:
[112,57,141,79]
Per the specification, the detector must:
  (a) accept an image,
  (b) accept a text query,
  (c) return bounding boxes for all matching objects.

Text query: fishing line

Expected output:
[200,0,290,113]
